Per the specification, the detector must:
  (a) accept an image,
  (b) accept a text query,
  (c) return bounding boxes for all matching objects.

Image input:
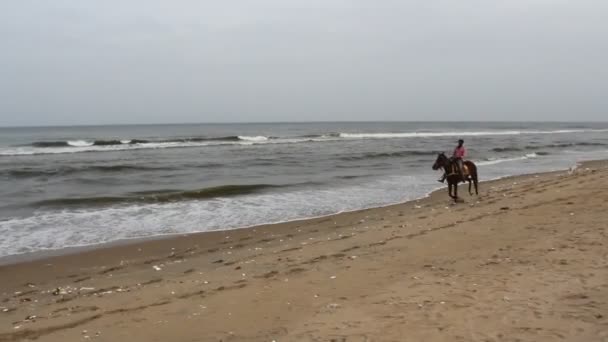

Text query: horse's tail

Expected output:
[466,161,479,195]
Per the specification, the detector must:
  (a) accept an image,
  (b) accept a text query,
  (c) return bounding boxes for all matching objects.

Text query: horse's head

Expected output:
[432,152,448,170]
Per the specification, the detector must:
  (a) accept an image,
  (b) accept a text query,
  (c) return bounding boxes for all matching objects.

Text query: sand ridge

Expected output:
[1,161,607,341]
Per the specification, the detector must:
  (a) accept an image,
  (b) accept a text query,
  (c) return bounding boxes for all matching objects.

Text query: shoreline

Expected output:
[1,159,606,341]
[0,160,582,267]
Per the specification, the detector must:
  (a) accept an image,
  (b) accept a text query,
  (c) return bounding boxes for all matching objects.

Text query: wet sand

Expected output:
[1,160,607,342]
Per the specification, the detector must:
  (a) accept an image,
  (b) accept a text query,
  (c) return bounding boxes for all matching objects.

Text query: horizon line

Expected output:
[2,120,607,129]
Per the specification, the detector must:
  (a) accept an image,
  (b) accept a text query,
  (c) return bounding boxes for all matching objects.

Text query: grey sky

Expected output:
[1,1,607,126]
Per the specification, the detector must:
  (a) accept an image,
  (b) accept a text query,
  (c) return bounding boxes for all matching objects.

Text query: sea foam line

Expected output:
[338,129,608,139]
[2,129,606,156]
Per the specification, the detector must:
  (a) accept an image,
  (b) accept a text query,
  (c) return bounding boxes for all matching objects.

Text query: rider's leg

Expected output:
[438,171,447,183]
[456,158,464,181]
[448,157,456,176]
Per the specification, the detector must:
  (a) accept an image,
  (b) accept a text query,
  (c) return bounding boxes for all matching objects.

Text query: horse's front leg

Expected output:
[468,180,473,196]
[454,182,459,200]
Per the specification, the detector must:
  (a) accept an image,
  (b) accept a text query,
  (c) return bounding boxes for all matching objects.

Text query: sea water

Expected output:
[1,122,607,258]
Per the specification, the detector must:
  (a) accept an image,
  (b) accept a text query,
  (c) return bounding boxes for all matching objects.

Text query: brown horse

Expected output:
[432,153,479,201]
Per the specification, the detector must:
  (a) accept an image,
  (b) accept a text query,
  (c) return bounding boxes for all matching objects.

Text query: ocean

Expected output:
[1,122,607,260]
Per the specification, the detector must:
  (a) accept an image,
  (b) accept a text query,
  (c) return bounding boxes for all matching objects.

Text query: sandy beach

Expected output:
[1,160,607,342]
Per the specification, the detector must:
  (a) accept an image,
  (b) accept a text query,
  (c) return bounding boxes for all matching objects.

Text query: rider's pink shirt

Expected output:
[453,146,466,158]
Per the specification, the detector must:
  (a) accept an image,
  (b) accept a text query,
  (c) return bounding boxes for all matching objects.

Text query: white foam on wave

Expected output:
[339,129,608,139]
[0,144,140,156]
[0,140,236,156]
[238,136,269,142]
[0,137,329,156]
[340,131,518,139]
[477,153,538,166]
[67,140,94,147]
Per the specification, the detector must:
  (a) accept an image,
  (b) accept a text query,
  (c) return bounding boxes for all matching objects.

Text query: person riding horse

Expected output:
[432,148,479,200]
[438,139,466,183]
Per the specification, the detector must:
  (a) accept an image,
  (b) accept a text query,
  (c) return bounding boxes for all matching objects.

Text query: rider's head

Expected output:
[458,139,464,146]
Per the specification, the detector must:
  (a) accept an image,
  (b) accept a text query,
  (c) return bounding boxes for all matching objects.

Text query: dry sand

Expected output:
[1,161,607,342]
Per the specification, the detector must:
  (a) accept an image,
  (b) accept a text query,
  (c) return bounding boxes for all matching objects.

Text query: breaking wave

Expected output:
[338,129,608,139]
[3,129,607,156]
[477,153,539,166]
[338,150,442,161]
[492,142,607,153]
[32,184,282,208]
[2,164,179,179]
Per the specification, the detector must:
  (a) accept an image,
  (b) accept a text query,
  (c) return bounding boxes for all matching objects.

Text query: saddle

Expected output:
[447,161,470,178]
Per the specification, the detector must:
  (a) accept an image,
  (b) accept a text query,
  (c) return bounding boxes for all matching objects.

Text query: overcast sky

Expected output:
[1,1,607,126]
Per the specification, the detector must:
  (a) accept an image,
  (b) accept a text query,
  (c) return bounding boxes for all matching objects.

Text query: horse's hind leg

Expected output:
[468,180,473,196]
[473,173,479,195]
